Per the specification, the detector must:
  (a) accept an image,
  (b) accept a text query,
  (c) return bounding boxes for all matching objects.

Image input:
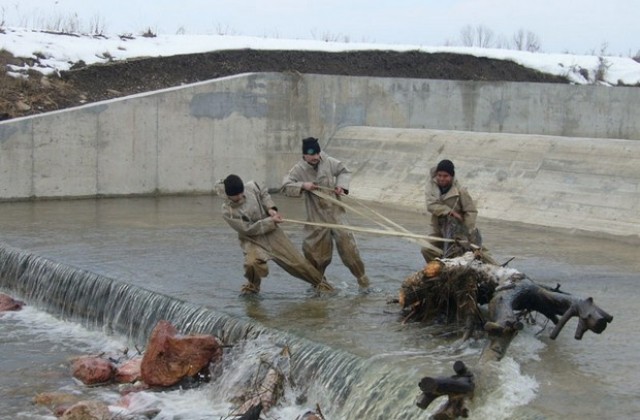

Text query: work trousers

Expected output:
[241,228,331,293]
[301,226,369,287]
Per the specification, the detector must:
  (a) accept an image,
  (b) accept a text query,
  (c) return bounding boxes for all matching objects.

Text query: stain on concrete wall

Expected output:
[0,125,19,144]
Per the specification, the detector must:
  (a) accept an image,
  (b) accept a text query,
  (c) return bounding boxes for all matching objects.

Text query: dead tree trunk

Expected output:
[417,360,474,419]
[399,252,612,356]
[481,276,613,362]
[402,252,613,417]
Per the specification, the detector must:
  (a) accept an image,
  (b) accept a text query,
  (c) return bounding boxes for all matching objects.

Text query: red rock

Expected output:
[115,356,143,384]
[0,293,25,312]
[140,320,222,387]
[70,356,115,385]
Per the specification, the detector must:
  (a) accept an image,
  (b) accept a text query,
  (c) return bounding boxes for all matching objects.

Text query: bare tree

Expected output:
[460,24,495,48]
[476,25,495,48]
[512,29,541,52]
[88,14,107,35]
[443,37,456,46]
[512,29,526,50]
[495,34,511,49]
[460,25,475,47]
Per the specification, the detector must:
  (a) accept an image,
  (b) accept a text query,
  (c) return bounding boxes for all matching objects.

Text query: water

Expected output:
[0,195,638,419]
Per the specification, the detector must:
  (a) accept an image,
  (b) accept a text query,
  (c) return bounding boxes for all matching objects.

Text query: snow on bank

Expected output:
[2,27,640,86]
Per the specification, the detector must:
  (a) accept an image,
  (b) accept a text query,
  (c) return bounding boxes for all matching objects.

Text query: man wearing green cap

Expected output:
[282,137,370,288]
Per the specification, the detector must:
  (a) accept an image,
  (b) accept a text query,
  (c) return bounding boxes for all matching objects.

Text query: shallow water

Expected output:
[0,195,638,419]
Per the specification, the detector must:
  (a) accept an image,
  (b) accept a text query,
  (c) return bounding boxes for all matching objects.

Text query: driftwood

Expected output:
[399,252,612,360]
[232,346,328,420]
[481,275,613,362]
[236,402,263,420]
[417,361,474,419]
[232,346,290,418]
[401,251,613,418]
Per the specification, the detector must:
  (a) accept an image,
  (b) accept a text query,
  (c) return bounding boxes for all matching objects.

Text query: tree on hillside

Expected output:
[459,25,542,52]
[512,29,541,52]
[460,24,495,48]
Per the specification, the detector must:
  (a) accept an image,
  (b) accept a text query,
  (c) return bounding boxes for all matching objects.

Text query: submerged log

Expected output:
[237,402,262,420]
[399,252,612,361]
[401,252,613,418]
[416,361,474,419]
[480,274,613,362]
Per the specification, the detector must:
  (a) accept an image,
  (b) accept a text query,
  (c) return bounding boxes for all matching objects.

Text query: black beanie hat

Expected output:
[302,137,321,155]
[436,159,455,177]
[224,174,244,196]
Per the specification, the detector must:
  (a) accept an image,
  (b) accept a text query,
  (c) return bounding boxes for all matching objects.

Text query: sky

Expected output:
[1,0,638,57]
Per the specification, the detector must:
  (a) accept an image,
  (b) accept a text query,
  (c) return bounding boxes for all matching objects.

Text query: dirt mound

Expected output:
[1,49,569,121]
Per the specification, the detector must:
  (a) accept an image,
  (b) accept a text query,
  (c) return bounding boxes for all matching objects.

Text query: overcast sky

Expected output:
[2,0,638,56]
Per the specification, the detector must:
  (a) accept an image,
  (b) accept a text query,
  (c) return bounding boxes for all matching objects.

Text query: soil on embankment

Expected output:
[1,49,568,121]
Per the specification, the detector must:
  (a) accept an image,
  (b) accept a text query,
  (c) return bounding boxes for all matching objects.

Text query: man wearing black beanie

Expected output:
[436,159,455,178]
[282,137,370,288]
[421,159,481,262]
[223,174,245,196]
[302,137,321,155]
[220,174,334,294]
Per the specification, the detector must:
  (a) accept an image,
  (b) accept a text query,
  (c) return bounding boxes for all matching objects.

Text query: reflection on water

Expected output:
[0,195,638,419]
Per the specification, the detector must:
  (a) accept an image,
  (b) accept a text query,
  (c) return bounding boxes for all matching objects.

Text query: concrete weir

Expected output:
[0,72,638,241]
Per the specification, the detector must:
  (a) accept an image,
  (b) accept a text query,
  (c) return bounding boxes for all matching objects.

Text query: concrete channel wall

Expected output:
[330,127,640,240]
[1,72,638,239]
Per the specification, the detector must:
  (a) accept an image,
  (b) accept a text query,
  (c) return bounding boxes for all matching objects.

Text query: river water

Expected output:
[0,195,637,419]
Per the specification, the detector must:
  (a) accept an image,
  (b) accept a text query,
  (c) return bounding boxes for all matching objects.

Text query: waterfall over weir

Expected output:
[0,243,427,418]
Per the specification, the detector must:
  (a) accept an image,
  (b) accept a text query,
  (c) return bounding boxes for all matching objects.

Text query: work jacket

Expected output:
[425,167,477,234]
[281,152,351,224]
[222,181,278,249]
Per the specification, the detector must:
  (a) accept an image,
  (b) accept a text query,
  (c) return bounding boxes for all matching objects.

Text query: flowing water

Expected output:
[0,195,638,419]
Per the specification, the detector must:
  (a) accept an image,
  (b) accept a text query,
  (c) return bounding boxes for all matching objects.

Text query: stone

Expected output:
[70,356,115,385]
[140,320,222,387]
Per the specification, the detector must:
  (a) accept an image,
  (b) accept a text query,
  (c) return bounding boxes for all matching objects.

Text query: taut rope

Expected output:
[281,187,455,254]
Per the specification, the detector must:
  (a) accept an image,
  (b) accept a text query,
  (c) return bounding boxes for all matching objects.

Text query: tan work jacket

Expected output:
[222,181,278,250]
[425,167,477,234]
[281,152,351,223]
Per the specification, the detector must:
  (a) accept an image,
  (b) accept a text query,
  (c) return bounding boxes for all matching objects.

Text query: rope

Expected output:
[315,190,447,253]
[310,189,393,230]
[313,188,414,234]
[275,188,452,255]
[281,218,447,243]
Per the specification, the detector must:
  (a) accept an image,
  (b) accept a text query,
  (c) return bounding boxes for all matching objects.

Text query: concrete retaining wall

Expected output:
[0,74,274,198]
[330,127,640,240]
[1,72,638,238]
